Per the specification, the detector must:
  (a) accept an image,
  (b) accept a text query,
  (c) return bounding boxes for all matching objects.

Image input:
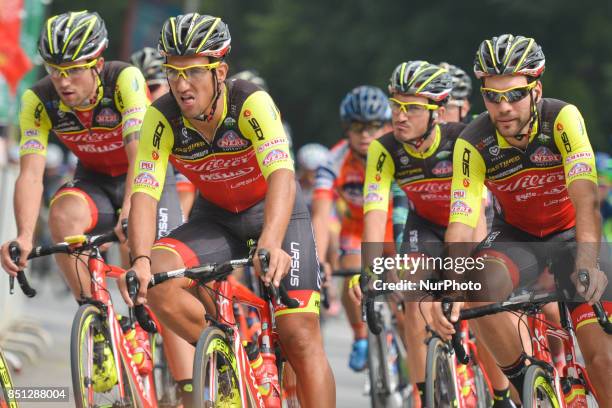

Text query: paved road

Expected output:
[4,274,370,407]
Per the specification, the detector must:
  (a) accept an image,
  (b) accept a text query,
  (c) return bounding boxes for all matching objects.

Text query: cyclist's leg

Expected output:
[468,221,542,397]
[48,174,116,299]
[273,214,335,408]
[557,242,612,403]
[398,214,444,400]
[338,220,368,370]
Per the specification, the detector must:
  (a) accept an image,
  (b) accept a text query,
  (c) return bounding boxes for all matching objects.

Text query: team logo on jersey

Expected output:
[21,139,44,151]
[257,138,286,153]
[57,109,66,118]
[101,97,113,106]
[34,103,44,127]
[24,129,38,137]
[152,151,159,160]
[435,150,451,160]
[139,161,155,171]
[95,108,120,127]
[217,131,248,150]
[463,178,470,187]
[263,149,289,166]
[223,117,237,128]
[364,192,383,203]
[488,146,500,156]
[537,134,551,144]
[134,172,159,188]
[556,123,564,132]
[530,147,561,165]
[181,128,192,144]
[568,162,592,178]
[565,152,593,164]
[451,200,472,215]
[243,109,252,118]
[400,155,410,165]
[432,160,452,176]
[453,190,465,199]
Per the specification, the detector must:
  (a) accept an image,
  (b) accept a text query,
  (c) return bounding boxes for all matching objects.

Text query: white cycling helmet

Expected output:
[297,143,329,171]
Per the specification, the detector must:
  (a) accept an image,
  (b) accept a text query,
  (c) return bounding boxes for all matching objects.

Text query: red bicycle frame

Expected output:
[85,254,162,408]
[207,274,281,408]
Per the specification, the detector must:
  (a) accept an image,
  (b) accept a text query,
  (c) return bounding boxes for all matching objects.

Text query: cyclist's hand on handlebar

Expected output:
[1,237,32,277]
[119,258,151,307]
[572,266,608,305]
[254,244,291,287]
[431,300,464,340]
[114,213,128,244]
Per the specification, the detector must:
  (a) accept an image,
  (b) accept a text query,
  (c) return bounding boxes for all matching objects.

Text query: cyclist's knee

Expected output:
[578,326,612,374]
[147,249,185,308]
[48,196,91,239]
[278,315,323,361]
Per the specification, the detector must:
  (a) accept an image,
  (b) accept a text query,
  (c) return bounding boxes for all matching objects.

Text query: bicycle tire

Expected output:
[522,365,561,408]
[193,326,257,407]
[473,363,492,408]
[426,337,458,408]
[70,304,140,408]
[151,333,179,407]
[0,349,17,408]
[279,360,301,408]
[367,307,411,408]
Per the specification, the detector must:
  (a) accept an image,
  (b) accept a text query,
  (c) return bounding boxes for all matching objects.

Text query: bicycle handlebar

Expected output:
[442,299,469,365]
[7,222,125,298]
[126,248,300,333]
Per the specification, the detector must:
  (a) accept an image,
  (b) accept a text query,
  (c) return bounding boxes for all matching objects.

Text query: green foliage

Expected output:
[48,0,611,151]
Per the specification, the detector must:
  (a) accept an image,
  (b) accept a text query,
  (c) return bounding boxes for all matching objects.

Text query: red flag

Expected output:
[0,0,32,95]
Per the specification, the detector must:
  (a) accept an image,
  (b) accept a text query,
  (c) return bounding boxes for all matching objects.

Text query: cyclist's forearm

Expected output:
[128,192,158,257]
[259,169,295,248]
[14,161,45,242]
[121,136,139,214]
[311,198,333,263]
[569,180,601,268]
[362,210,387,268]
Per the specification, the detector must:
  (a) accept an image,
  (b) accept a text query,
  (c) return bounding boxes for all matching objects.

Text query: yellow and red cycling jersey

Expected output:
[132,79,293,212]
[364,123,466,227]
[19,61,148,176]
[449,98,597,237]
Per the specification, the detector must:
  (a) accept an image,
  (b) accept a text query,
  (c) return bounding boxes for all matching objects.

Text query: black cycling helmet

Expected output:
[158,13,231,58]
[130,47,165,84]
[389,61,452,103]
[438,62,473,100]
[38,10,108,64]
[474,34,545,79]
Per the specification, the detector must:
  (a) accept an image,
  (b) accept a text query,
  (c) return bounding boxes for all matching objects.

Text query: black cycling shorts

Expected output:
[51,164,183,239]
[399,213,447,258]
[153,187,321,317]
[475,217,611,329]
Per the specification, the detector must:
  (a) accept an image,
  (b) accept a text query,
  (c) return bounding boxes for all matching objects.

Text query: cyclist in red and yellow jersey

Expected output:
[351,61,487,404]
[0,11,181,298]
[312,85,395,371]
[130,46,197,218]
[120,13,334,407]
[433,34,611,404]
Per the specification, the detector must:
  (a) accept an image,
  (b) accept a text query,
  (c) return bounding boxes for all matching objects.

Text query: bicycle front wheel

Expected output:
[70,304,139,408]
[426,337,458,408]
[522,365,561,408]
[193,326,256,407]
[0,349,17,408]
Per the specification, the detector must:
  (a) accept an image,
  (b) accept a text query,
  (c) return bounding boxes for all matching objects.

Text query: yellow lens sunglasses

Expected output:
[44,59,98,78]
[388,98,440,114]
[161,62,221,81]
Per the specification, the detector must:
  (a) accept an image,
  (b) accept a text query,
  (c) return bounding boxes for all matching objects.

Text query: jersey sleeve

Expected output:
[18,89,52,157]
[553,104,598,186]
[131,106,174,201]
[313,149,340,200]
[363,139,395,214]
[114,66,149,138]
[448,138,486,227]
[238,90,294,178]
